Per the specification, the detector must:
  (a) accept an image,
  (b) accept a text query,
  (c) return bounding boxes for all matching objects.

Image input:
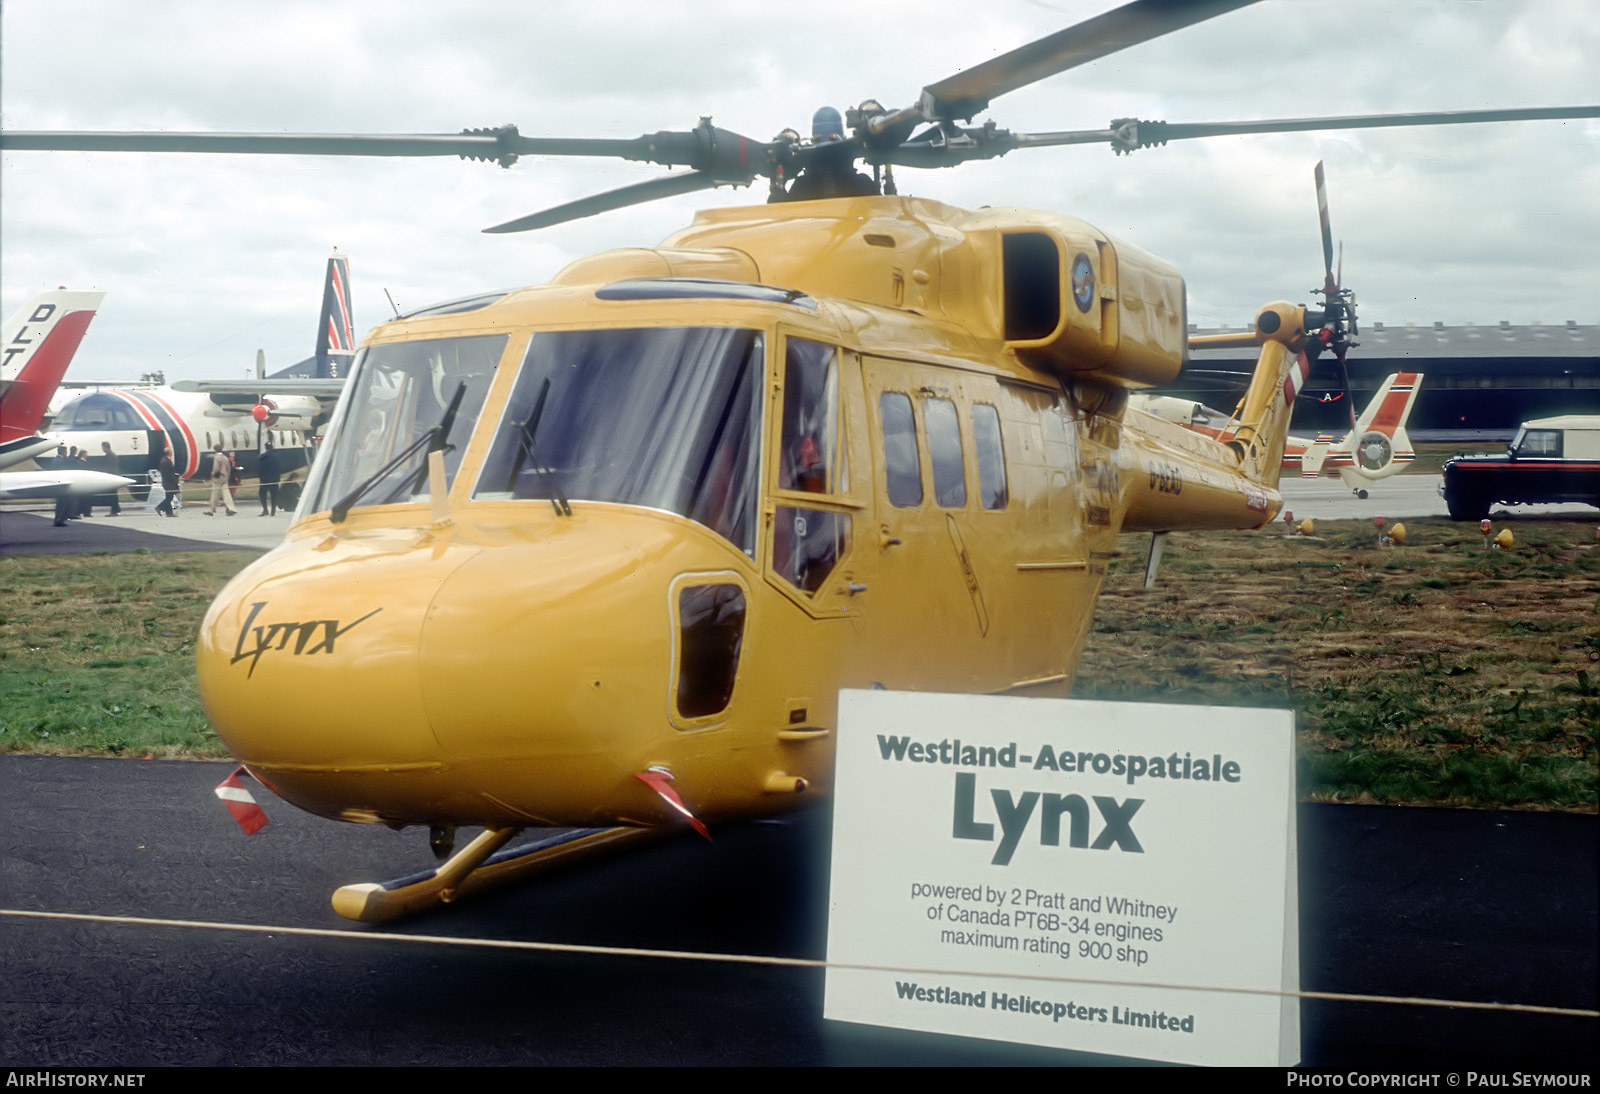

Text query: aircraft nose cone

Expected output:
[198,512,754,829]
[196,531,480,819]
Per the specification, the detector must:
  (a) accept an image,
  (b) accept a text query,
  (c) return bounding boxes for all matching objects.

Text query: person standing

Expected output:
[74,449,94,518]
[258,441,281,516]
[98,442,122,515]
[206,444,237,516]
[155,449,180,517]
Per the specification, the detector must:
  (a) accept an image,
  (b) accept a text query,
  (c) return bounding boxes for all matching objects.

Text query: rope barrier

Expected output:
[4,908,1594,1019]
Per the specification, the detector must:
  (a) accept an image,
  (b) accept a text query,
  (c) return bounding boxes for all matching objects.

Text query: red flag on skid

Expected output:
[214,766,269,835]
[633,769,711,841]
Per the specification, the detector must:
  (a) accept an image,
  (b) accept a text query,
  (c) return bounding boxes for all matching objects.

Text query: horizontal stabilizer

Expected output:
[1300,439,1331,477]
[0,470,135,500]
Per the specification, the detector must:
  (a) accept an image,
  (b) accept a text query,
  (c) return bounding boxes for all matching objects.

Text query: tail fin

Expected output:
[312,249,354,380]
[0,290,105,444]
[1330,372,1423,481]
[1212,303,1313,488]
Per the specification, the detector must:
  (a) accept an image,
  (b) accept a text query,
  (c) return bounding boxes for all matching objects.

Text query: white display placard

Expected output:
[824,690,1298,1067]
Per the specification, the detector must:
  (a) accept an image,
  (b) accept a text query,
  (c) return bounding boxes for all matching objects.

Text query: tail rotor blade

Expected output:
[1337,352,1357,436]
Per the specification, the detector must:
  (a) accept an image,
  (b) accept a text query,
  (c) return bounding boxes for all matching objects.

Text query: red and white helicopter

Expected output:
[1131,371,1422,497]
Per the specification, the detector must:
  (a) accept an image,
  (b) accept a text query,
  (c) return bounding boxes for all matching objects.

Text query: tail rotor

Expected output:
[1308,161,1359,434]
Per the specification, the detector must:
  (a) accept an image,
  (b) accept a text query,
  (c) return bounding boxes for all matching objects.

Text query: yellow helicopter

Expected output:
[7,0,1595,922]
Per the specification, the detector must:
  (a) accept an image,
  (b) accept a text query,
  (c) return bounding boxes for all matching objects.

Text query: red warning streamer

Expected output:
[633,770,711,841]
[214,766,269,835]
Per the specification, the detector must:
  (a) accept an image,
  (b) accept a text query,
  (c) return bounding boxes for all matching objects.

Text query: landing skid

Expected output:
[332,825,668,923]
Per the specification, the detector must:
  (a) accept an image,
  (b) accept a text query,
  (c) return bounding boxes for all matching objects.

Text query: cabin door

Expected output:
[860,356,1012,693]
[761,336,869,615]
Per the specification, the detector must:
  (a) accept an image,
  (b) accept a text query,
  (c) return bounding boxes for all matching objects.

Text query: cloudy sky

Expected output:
[3,0,1596,383]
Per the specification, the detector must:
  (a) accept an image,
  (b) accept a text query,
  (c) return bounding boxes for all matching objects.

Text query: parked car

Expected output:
[1439,415,1600,520]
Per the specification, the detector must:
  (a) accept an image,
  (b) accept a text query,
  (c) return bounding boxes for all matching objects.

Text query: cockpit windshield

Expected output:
[53,393,143,431]
[474,327,764,555]
[301,334,506,517]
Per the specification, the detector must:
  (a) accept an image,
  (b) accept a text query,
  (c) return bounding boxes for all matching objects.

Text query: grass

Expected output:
[1075,519,1599,812]
[0,551,258,757]
[3,521,1597,811]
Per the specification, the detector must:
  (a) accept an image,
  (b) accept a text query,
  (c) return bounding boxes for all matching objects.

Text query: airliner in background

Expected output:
[43,250,352,482]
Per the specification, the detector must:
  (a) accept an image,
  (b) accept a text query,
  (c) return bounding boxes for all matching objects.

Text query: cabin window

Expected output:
[779,339,841,494]
[879,392,922,507]
[971,404,1008,510]
[301,333,506,517]
[924,397,966,508]
[676,583,746,719]
[474,327,763,555]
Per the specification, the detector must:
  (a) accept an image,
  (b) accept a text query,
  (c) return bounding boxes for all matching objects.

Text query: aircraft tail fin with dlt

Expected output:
[0,289,105,446]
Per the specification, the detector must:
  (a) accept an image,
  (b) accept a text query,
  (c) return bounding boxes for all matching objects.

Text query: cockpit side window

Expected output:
[301,334,505,517]
[779,339,840,494]
[769,338,857,598]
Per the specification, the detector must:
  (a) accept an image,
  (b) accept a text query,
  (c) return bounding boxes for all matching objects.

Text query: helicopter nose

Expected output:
[198,515,745,828]
[196,531,479,820]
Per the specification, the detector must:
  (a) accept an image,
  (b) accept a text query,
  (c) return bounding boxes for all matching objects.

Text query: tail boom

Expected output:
[1123,303,1310,532]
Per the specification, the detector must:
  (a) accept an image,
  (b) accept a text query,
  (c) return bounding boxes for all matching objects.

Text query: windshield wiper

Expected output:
[504,376,571,516]
[331,381,468,524]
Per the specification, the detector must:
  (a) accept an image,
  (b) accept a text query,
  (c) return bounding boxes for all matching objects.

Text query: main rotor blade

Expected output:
[0,127,766,172]
[483,170,725,234]
[0,130,633,159]
[909,0,1258,126]
[1119,105,1600,148]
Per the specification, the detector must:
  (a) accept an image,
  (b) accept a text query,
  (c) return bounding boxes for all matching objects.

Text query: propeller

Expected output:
[2,0,1596,232]
[252,348,268,453]
[1308,162,1359,436]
